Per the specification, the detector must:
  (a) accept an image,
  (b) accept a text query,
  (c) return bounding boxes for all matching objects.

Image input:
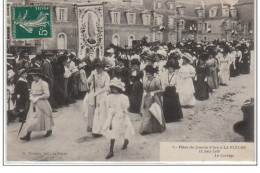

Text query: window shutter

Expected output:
[154,15,157,26]
[56,7,60,21]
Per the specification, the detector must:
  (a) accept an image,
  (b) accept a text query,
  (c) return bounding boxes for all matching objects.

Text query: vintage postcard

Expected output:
[4,0,256,165]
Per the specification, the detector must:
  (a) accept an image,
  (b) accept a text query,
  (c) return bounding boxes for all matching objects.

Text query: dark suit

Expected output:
[42,59,55,107]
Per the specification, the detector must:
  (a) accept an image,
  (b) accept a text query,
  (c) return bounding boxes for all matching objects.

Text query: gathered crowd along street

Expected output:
[6,37,254,160]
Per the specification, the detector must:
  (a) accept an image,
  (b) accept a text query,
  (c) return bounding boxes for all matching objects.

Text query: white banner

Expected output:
[77,5,104,60]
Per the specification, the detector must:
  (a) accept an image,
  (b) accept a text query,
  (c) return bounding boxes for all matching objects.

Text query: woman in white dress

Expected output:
[177,54,196,107]
[219,48,231,85]
[84,60,110,137]
[20,69,54,141]
[102,78,135,159]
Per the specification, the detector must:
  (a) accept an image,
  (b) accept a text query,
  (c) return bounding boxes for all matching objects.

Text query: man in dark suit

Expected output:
[41,53,57,111]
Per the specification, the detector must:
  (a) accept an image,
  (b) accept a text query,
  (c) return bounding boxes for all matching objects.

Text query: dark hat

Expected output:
[28,68,45,77]
[94,58,110,68]
[199,52,209,61]
[59,55,69,63]
[34,54,43,61]
[144,65,158,75]
[131,59,141,66]
[164,61,180,69]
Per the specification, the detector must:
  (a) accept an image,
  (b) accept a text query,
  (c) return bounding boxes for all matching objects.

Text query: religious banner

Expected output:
[77,4,104,60]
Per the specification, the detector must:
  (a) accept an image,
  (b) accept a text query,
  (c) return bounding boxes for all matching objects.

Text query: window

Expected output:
[169,3,174,10]
[180,9,184,15]
[128,35,135,47]
[209,8,217,17]
[198,10,203,17]
[230,9,237,17]
[57,33,67,49]
[222,8,229,17]
[126,12,136,25]
[60,9,65,21]
[178,20,184,29]
[168,16,174,28]
[56,7,68,22]
[112,34,120,46]
[157,1,162,9]
[112,12,120,24]
[7,27,10,40]
[155,32,163,42]
[156,15,163,26]
[142,14,151,25]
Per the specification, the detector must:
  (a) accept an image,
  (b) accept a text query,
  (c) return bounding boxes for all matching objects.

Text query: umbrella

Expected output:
[149,103,163,125]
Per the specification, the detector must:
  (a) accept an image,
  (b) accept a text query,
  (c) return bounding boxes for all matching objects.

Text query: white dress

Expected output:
[177,64,196,107]
[219,56,230,85]
[84,70,110,134]
[102,94,135,139]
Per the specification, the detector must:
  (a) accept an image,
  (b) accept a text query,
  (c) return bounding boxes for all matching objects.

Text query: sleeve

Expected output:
[39,81,50,99]
[42,62,49,77]
[64,67,72,78]
[104,73,111,87]
[190,66,196,77]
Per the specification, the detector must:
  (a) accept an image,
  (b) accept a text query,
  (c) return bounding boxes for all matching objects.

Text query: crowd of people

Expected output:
[6,37,253,159]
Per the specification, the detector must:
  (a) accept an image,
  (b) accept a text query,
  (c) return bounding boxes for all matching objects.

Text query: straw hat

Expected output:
[182,53,193,63]
[109,78,125,92]
[18,68,27,76]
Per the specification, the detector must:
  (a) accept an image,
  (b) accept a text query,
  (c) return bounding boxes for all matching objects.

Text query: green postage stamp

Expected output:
[11,5,52,39]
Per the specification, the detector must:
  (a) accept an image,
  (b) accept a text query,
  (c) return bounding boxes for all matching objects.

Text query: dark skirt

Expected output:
[129,81,143,113]
[163,86,183,122]
[140,93,166,134]
[230,63,236,77]
[240,57,250,74]
[195,74,209,100]
[235,57,241,76]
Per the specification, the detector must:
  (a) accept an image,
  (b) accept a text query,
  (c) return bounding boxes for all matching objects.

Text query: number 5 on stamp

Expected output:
[11,5,52,39]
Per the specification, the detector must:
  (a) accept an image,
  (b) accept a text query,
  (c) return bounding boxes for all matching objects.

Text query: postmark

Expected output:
[11,5,52,39]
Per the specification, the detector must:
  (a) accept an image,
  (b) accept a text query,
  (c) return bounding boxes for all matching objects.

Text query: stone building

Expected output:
[234,0,254,40]
[6,0,254,56]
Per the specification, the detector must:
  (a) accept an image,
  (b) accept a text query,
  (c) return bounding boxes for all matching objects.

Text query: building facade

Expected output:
[6,0,254,56]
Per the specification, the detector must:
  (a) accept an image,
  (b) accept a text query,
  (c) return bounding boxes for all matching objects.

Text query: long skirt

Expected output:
[178,78,196,107]
[129,81,143,113]
[208,69,219,89]
[102,113,135,140]
[235,57,241,76]
[140,93,166,134]
[163,86,183,122]
[24,99,54,132]
[194,75,210,100]
[219,63,230,85]
[92,93,108,135]
[240,58,250,74]
[230,63,236,77]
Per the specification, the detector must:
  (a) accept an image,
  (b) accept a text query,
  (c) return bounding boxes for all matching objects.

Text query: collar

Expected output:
[18,77,27,83]
[46,59,51,63]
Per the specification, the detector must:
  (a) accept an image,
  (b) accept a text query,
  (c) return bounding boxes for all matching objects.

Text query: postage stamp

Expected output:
[11,5,52,39]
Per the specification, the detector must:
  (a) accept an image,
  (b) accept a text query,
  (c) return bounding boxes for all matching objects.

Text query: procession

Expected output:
[5,0,255,163]
[6,36,254,160]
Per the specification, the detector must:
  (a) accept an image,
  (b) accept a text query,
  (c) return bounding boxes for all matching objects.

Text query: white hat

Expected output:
[78,62,87,68]
[109,78,125,91]
[107,48,114,53]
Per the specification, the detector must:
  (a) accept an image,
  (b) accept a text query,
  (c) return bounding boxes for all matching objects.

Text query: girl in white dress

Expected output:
[102,78,135,159]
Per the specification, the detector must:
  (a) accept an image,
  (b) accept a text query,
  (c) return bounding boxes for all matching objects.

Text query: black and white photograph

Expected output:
[3,0,256,165]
